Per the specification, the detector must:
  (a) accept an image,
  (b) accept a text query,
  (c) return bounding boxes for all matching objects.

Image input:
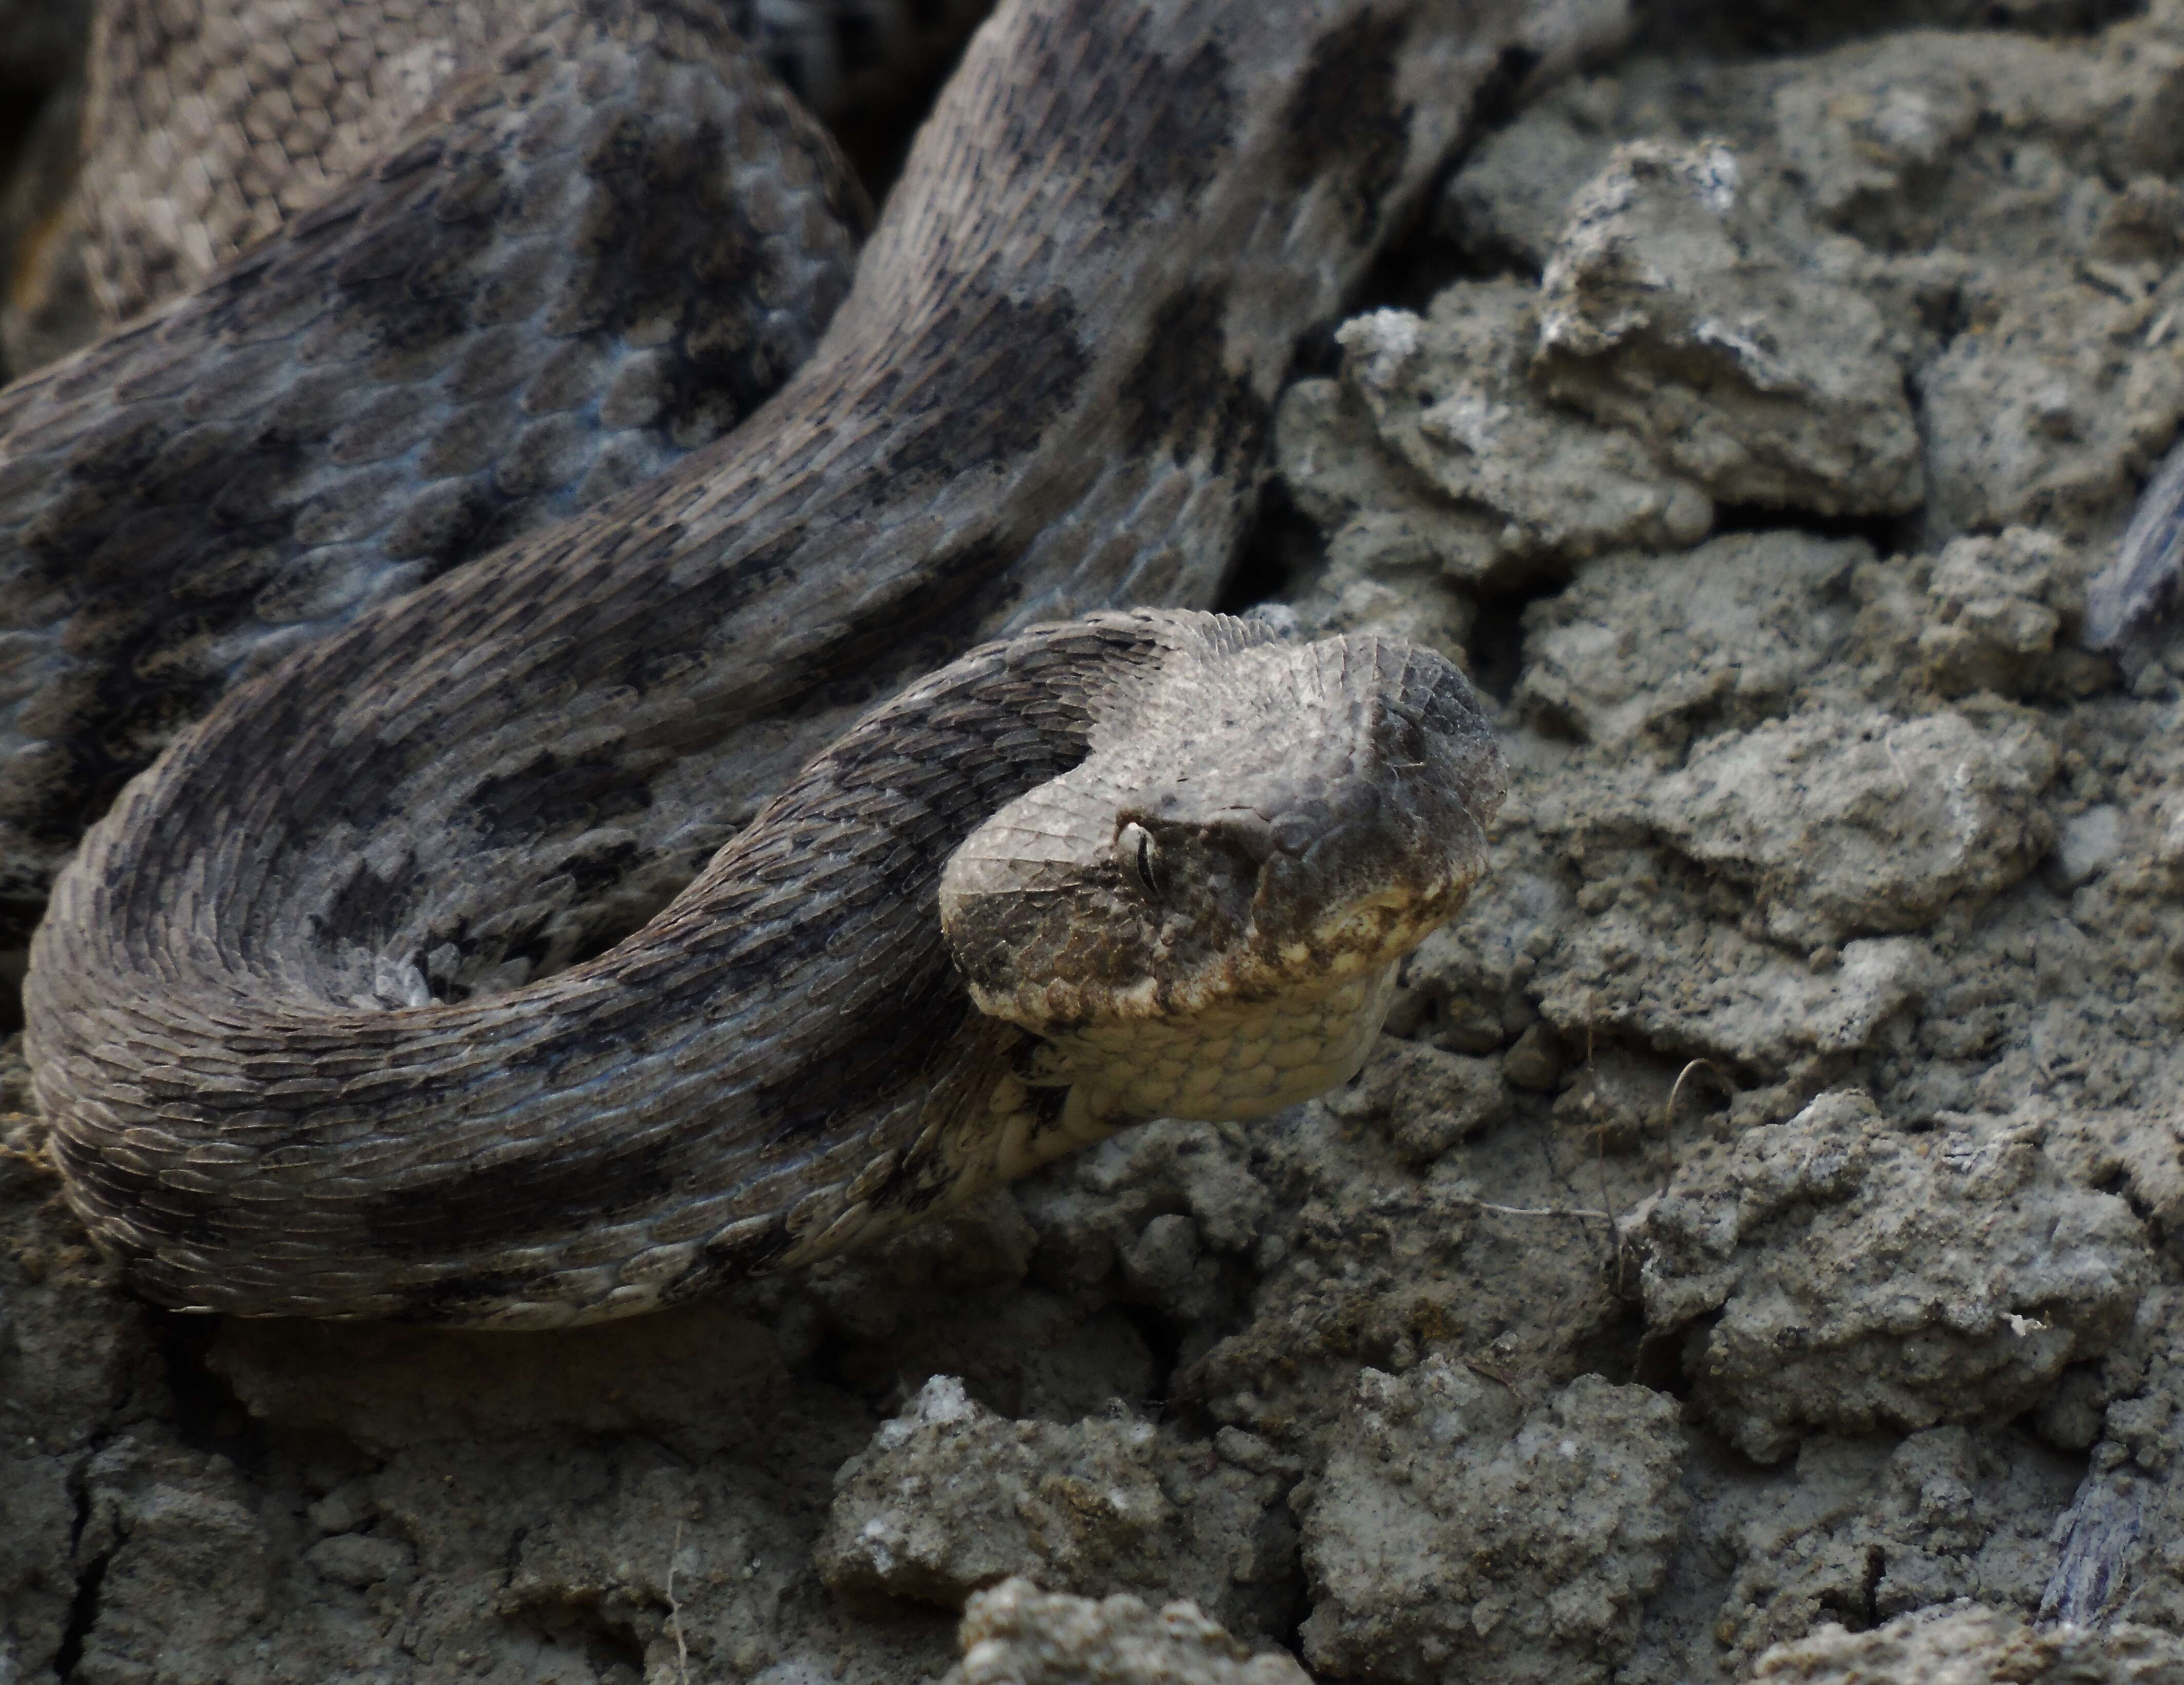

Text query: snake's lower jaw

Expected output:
[1007,863,1496,1128]
[1031,957,1406,1126]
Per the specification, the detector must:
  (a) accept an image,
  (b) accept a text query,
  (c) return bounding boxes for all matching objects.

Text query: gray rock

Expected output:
[1628,1091,2152,1462]
[1648,705,2058,949]
[1535,140,1924,517]
[1921,529,2074,699]
[1320,1036,1510,1167]
[1517,531,1862,751]
[942,1580,1311,1685]
[1919,269,2184,543]
[1298,1364,1685,1685]
[818,1377,1294,1638]
[1539,916,1931,1070]
[1276,287,1711,594]
[302,1532,415,1589]
[1629,1426,2077,1681]
[2054,805,2126,892]
[1751,1605,2184,1684]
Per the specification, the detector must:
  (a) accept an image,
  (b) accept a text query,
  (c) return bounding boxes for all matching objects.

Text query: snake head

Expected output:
[938,629,1506,1123]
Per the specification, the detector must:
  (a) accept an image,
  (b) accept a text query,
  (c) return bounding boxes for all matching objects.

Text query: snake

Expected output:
[9,0,1595,1324]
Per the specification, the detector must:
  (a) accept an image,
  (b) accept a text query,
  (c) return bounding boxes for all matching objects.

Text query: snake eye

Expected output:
[1116,821,1162,899]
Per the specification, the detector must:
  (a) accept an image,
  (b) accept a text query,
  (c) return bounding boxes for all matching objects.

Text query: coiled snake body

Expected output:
[12,0,1579,1323]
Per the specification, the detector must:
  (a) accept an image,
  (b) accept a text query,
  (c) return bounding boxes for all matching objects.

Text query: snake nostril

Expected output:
[1270,811,1318,855]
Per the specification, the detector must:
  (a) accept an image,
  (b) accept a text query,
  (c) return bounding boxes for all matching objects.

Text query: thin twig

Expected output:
[1660,1058,1722,1203]
[667,1520,690,1685]
[1463,1355,1528,1402]
[1587,1023,1620,1258]
[1595,1129,1615,1237]
[1449,1195,1613,1223]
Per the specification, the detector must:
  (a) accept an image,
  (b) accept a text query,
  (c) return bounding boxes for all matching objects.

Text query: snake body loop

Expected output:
[17,0,1574,1322]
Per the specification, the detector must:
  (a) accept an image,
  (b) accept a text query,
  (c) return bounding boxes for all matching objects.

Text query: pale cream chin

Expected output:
[1045,959,1403,1126]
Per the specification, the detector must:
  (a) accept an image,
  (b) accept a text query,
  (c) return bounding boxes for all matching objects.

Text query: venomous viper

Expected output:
[8,0,1611,1324]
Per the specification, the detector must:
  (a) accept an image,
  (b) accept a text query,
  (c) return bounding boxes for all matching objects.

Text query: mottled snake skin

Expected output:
[0,2,874,930]
[73,0,994,327]
[19,0,1608,1323]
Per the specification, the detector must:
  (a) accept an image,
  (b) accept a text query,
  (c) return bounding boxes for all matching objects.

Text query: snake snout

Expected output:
[939,622,1509,1131]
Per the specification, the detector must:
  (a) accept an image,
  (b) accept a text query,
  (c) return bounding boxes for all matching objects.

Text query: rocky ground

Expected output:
[15,2,2184,1682]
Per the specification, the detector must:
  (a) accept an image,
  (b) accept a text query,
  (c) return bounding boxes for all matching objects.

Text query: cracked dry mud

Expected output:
[24,3,2184,1682]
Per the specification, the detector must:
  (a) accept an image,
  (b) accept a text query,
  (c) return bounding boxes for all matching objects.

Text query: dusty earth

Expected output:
[18,1,2184,1681]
